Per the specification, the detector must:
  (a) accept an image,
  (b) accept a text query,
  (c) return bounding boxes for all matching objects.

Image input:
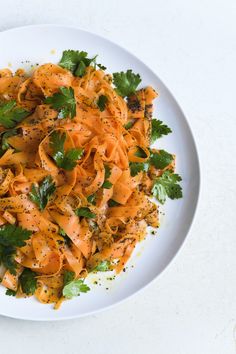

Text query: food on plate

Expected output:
[0,50,182,307]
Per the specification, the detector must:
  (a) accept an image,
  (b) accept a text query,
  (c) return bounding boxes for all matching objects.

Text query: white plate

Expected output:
[0,24,200,321]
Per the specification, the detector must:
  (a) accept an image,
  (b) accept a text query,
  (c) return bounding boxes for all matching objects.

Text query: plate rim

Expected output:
[0,23,201,321]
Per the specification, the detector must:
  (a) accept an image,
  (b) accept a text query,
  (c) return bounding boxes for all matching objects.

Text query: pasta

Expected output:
[0,50,182,307]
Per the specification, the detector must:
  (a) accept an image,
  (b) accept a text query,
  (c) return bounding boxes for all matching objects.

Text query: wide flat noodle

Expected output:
[0,58,161,307]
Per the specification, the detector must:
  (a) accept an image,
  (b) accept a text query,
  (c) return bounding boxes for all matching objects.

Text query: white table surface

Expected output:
[0,0,235,353]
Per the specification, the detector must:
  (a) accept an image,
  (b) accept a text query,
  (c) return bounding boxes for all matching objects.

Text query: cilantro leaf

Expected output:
[50,131,83,170]
[29,176,56,210]
[97,95,108,111]
[45,87,76,119]
[108,199,120,207]
[19,268,37,295]
[92,260,111,272]
[129,162,149,177]
[149,150,173,170]
[113,70,141,97]
[151,119,172,143]
[152,171,183,204]
[0,100,30,128]
[0,225,32,274]
[102,180,113,189]
[5,289,16,296]
[62,270,90,299]
[75,207,96,219]
[134,146,148,158]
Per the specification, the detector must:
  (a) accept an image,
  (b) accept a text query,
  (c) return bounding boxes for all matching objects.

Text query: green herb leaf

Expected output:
[97,95,108,111]
[59,50,88,72]
[0,225,32,274]
[0,224,32,248]
[152,171,183,204]
[0,129,18,150]
[5,289,16,296]
[104,165,111,179]
[19,268,37,295]
[97,63,107,70]
[124,120,135,130]
[102,180,113,189]
[0,100,30,128]
[50,131,83,170]
[62,271,90,299]
[149,150,173,170]
[134,146,148,158]
[75,207,96,219]
[45,87,76,119]
[113,70,141,97]
[58,49,101,78]
[63,270,75,286]
[92,260,111,272]
[75,60,87,77]
[29,176,56,210]
[59,228,66,236]
[151,119,172,143]
[59,229,71,246]
[129,162,149,177]
[108,199,120,207]
[87,194,96,205]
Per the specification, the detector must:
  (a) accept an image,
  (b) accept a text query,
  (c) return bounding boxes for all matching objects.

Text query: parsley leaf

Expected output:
[63,270,75,285]
[124,120,135,130]
[97,95,108,111]
[5,289,16,296]
[0,129,18,151]
[101,165,112,189]
[0,224,32,248]
[75,207,96,219]
[113,70,141,97]
[0,100,30,128]
[50,131,83,170]
[108,199,120,207]
[152,171,183,204]
[59,50,88,72]
[104,165,111,179]
[59,50,103,77]
[45,87,76,119]
[87,194,96,205]
[151,119,172,143]
[19,268,37,295]
[134,146,148,158]
[97,63,107,70]
[62,270,90,299]
[0,225,32,274]
[102,180,113,189]
[59,229,71,246]
[92,260,111,272]
[129,162,149,177]
[149,150,173,170]
[29,176,56,210]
